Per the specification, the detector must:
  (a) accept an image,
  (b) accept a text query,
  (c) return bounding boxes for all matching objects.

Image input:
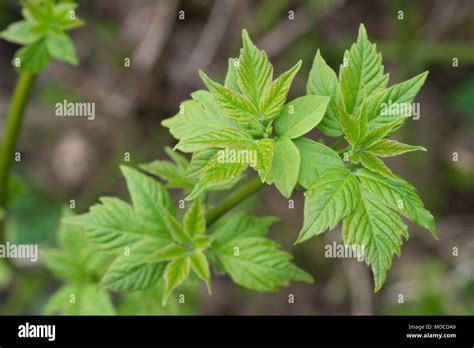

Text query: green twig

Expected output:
[205,176,264,227]
[0,72,37,243]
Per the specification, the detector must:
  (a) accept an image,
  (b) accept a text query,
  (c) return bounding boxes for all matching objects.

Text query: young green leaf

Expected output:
[186,148,217,178]
[1,0,83,73]
[163,257,191,305]
[199,70,261,129]
[121,166,175,226]
[307,49,344,136]
[139,160,194,190]
[216,237,313,291]
[252,138,275,182]
[343,189,408,291]
[364,139,426,157]
[225,58,241,92]
[356,169,436,238]
[145,243,188,263]
[0,21,38,45]
[266,136,300,198]
[366,71,428,125]
[45,32,78,65]
[275,96,329,139]
[44,283,115,315]
[99,240,166,292]
[162,91,239,152]
[293,138,344,189]
[189,250,212,294]
[297,167,360,243]
[183,199,206,237]
[14,39,50,73]
[237,29,273,106]
[258,60,302,121]
[339,24,388,114]
[358,151,399,180]
[176,128,255,152]
[186,155,248,201]
[211,212,279,248]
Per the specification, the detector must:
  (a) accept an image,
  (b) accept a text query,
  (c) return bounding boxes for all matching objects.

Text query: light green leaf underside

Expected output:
[298,167,360,243]
[343,189,408,291]
[217,237,313,291]
[356,169,436,238]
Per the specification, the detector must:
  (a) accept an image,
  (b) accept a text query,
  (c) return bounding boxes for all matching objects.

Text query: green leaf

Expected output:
[224,58,241,92]
[237,29,273,106]
[44,283,115,315]
[364,139,427,157]
[163,257,191,305]
[162,90,239,152]
[366,71,428,125]
[343,188,408,291]
[41,249,83,281]
[45,32,78,65]
[190,250,211,294]
[121,166,175,226]
[337,104,362,146]
[356,169,436,238]
[183,199,206,236]
[267,136,300,198]
[252,138,275,182]
[186,155,248,201]
[307,49,344,136]
[14,39,50,73]
[360,118,405,146]
[259,60,302,120]
[193,235,214,251]
[162,208,192,243]
[199,70,260,129]
[66,166,177,253]
[297,167,360,243]
[217,237,313,291]
[145,243,187,263]
[165,146,189,171]
[176,128,254,152]
[99,240,166,292]
[3,0,83,72]
[186,148,217,178]
[65,197,164,253]
[211,212,279,248]
[358,151,399,180]
[1,20,39,45]
[293,138,344,189]
[139,160,194,189]
[339,24,388,114]
[275,96,329,139]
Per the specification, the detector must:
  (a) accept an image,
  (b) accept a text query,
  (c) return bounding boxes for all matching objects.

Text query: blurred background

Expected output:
[0,0,473,315]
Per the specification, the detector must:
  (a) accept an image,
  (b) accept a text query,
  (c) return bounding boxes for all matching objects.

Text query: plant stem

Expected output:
[337,145,351,156]
[0,72,37,243]
[205,176,264,227]
[330,135,344,149]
